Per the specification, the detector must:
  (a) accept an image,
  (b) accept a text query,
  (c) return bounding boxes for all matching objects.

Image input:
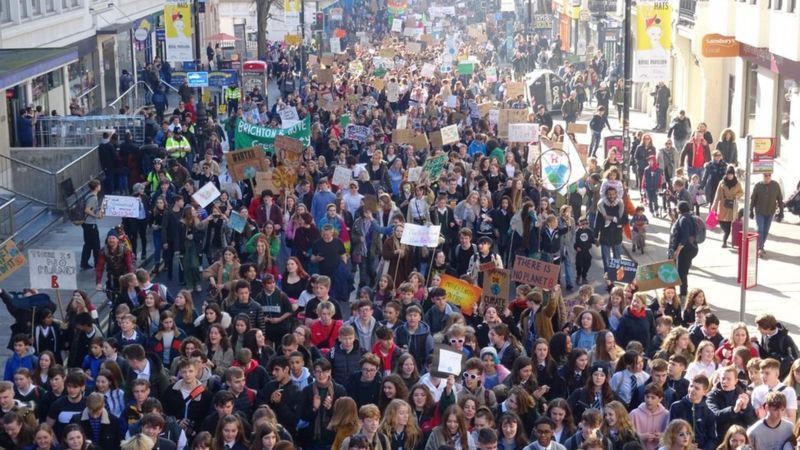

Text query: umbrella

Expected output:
[11,292,57,312]
[206,32,240,42]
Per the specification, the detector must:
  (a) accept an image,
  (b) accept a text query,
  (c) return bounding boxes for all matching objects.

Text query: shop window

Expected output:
[45,0,52,12]
[0,0,10,22]
[744,62,758,135]
[31,0,41,15]
[776,78,792,158]
[18,0,28,19]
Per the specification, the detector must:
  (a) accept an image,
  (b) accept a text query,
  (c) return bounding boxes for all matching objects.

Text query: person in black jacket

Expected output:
[615,293,656,349]
[345,353,382,407]
[122,345,170,400]
[705,366,757,440]
[300,358,347,450]
[261,356,300,434]
[573,217,595,285]
[668,373,717,450]
[161,359,213,432]
[594,186,627,271]
[689,314,723,349]
[754,314,800,379]
[72,393,121,450]
[668,201,699,298]
[199,391,252,436]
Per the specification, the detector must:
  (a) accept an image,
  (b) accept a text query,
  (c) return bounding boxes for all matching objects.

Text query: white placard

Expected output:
[192,182,221,208]
[102,195,141,218]
[387,83,400,103]
[330,37,342,54]
[436,347,464,376]
[397,115,408,130]
[392,18,403,32]
[488,109,500,124]
[508,123,539,143]
[278,106,299,123]
[407,166,423,182]
[28,249,77,290]
[400,223,441,248]
[446,95,457,108]
[421,63,436,78]
[440,124,460,145]
[331,165,352,187]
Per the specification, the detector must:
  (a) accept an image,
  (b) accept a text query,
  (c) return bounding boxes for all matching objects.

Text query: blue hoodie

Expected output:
[4,349,37,381]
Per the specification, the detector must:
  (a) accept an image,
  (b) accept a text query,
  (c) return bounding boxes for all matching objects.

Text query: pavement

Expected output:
[0,97,797,368]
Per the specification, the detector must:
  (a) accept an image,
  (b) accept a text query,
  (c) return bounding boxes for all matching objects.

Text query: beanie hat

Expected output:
[107,229,119,239]
[480,346,499,364]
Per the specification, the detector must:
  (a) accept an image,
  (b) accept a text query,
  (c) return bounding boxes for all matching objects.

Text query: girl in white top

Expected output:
[684,340,718,381]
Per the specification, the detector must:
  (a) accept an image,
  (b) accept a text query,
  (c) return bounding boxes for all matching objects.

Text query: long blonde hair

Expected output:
[661,419,693,450]
[602,401,637,436]
[380,399,422,450]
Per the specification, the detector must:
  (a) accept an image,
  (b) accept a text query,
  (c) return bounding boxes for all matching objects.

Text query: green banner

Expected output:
[234,116,311,154]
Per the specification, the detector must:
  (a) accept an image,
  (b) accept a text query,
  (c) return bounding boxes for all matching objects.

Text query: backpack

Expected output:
[68,192,91,225]
[691,215,706,244]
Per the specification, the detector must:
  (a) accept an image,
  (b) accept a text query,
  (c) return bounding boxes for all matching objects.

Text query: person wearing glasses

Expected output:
[524,417,567,450]
[657,419,694,450]
[299,358,347,450]
[453,358,497,410]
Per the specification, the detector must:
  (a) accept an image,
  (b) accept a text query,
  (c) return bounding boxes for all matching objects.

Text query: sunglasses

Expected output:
[678,432,691,438]
[450,338,465,344]
[462,373,479,380]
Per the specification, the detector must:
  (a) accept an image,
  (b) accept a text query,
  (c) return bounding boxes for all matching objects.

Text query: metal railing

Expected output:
[33,115,146,147]
[0,199,14,242]
[161,80,180,93]
[105,81,154,115]
[0,147,102,209]
[679,0,697,23]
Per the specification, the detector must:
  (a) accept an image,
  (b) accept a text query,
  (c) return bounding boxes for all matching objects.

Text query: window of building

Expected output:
[44,0,53,12]
[18,0,28,18]
[774,0,783,10]
[0,0,10,22]
[776,77,792,158]
[789,0,796,12]
[31,0,42,15]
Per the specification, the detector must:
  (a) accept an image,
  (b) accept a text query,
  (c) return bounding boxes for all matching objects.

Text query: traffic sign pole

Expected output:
[739,135,752,321]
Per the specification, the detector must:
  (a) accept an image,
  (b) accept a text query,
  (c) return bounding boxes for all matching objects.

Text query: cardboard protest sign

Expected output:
[320,54,334,66]
[0,240,25,283]
[256,170,276,192]
[440,125,460,145]
[371,78,385,92]
[392,129,415,144]
[192,182,221,208]
[430,345,464,378]
[224,147,269,181]
[278,106,300,123]
[567,123,588,134]
[606,258,638,284]
[430,130,444,149]
[506,81,524,98]
[411,132,430,151]
[439,274,482,316]
[400,223,441,248]
[396,115,408,130]
[498,109,529,139]
[386,83,400,102]
[482,269,510,311]
[406,41,422,54]
[635,260,681,291]
[508,123,539,143]
[317,69,334,84]
[421,153,448,181]
[28,249,77,290]
[510,255,560,289]
[274,136,304,167]
[272,166,298,190]
[227,211,246,233]
[478,102,493,117]
[421,63,436,78]
[331,165,353,187]
[479,261,497,272]
[101,195,141,218]
[344,125,370,142]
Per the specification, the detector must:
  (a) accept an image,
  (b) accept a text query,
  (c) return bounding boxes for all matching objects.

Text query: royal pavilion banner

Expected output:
[164,1,194,62]
[633,1,672,82]
[235,116,311,154]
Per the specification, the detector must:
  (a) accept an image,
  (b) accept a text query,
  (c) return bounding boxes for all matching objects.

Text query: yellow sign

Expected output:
[164,4,193,62]
[284,0,301,13]
[634,0,671,82]
[439,274,482,316]
[285,34,302,45]
[0,240,25,283]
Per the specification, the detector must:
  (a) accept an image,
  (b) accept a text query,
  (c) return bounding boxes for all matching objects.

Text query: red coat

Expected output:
[310,319,343,355]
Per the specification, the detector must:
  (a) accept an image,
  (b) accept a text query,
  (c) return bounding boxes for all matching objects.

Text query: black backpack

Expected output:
[68,193,91,225]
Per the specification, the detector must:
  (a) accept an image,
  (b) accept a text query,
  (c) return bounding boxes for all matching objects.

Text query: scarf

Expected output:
[629,306,646,319]
[312,381,333,439]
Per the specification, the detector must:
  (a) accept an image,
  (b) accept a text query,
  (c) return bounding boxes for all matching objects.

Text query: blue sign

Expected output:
[187,72,209,88]
[208,70,239,88]
[156,28,165,42]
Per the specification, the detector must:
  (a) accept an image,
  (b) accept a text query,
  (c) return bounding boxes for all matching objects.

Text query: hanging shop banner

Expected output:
[235,116,311,154]
[633,1,671,82]
[164,2,194,62]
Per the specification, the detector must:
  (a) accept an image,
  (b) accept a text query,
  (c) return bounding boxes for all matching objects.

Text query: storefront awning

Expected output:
[0,47,78,90]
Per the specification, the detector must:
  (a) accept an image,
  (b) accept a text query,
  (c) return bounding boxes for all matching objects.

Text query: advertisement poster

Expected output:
[634,1,672,82]
[164,2,193,62]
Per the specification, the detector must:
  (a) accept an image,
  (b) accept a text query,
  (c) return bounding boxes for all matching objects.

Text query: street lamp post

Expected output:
[622,0,633,181]
[193,0,207,162]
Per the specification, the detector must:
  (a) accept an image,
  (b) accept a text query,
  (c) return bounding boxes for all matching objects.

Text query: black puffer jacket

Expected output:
[328,340,364,385]
[756,323,799,378]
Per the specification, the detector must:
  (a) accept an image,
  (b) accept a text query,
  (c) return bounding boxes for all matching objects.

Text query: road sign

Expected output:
[752,137,775,158]
[187,71,209,88]
[738,232,758,289]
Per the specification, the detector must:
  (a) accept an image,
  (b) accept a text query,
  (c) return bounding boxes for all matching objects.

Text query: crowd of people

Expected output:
[3,0,796,450]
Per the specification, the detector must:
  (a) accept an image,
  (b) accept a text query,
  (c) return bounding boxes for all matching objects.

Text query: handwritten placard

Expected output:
[331,165,353,187]
[400,223,441,248]
[344,124,370,142]
[440,124,460,145]
[28,249,77,290]
[192,182,221,208]
[635,260,680,291]
[227,211,246,233]
[430,345,464,378]
[508,123,539,143]
[439,274,482,316]
[510,255,560,289]
[606,258,638,284]
[482,269,510,311]
[0,240,25,283]
[102,195,141,218]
